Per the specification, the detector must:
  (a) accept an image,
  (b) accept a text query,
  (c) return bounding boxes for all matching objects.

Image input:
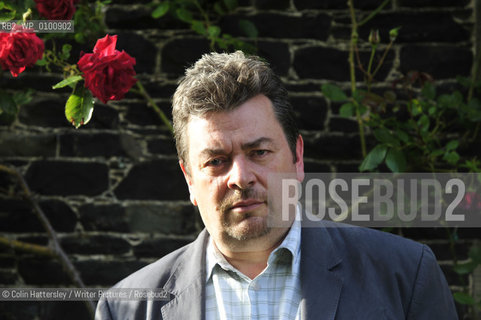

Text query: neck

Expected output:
[213,230,288,279]
[219,247,272,279]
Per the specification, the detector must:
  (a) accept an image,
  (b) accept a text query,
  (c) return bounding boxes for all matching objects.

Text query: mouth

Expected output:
[229,199,266,214]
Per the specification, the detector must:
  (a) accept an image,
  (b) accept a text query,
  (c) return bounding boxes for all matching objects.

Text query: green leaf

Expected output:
[176,8,193,23]
[207,25,221,38]
[431,149,444,158]
[0,2,15,20]
[410,99,422,116]
[65,86,94,129]
[427,105,436,116]
[74,32,85,43]
[421,82,436,100]
[467,98,481,121]
[445,140,459,151]
[438,92,463,110]
[213,2,225,15]
[0,90,17,115]
[385,148,407,172]
[457,76,472,88]
[352,89,365,104]
[469,245,481,264]
[191,20,207,35]
[453,91,463,104]
[0,10,15,20]
[437,94,451,109]
[322,83,347,102]
[52,75,83,89]
[217,38,228,49]
[373,128,400,147]
[152,2,170,18]
[468,97,481,108]
[417,114,430,133]
[223,0,238,11]
[359,145,388,172]
[12,89,34,106]
[61,44,72,60]
[238,19,258,38]
[0,1,15,11]
[358,104,367,115]
[339,103,355,117]
[463,159,481,172]
[35,58,47,66]
[443,151,460,165]
[453,292,476,305]
[395,129,409,143]
[235,40,256,54]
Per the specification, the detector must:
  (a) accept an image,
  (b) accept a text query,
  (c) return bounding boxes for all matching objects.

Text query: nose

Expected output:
[227,156,256,190]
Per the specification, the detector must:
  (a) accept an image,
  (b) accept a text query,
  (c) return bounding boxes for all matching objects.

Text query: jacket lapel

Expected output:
[300,223,343,320]
[158,221,344,320]
[160,230,209,320]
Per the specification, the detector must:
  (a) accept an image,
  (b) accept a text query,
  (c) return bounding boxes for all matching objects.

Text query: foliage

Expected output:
[321,2,481,174]
[1,0,108,44]
[0,0,255,129]
[0,0,257,315]
[326,76,481,173]
[452,244,481,310]
[0,0,108,127]
[321,0,481,316]
[150,0,257,52]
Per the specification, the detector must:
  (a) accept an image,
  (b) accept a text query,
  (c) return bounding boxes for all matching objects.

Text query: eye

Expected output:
[251,149,269,158]
[207,158,226,167]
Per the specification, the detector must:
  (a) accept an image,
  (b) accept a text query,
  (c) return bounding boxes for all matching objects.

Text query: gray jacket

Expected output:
[95,222,458,319]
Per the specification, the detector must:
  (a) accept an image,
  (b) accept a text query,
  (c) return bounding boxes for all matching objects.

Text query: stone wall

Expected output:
[0,0,478,318]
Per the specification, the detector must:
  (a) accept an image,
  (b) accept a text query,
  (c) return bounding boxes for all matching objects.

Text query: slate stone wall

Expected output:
[0,0,479,318]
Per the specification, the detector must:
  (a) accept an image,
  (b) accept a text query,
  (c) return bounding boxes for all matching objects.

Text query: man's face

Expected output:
[180,94,304,252]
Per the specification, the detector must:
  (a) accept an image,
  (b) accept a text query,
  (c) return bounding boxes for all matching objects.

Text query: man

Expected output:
[95,51,458,319]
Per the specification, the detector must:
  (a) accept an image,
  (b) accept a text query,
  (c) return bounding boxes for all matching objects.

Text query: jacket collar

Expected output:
[159,218,344,320]
[160,229,209,320]
[299,220,343,320]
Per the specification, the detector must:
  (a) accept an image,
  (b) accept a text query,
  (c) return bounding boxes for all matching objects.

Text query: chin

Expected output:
[225,216,270,241]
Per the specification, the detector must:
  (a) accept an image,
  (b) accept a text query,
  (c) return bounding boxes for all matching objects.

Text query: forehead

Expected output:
[185,95,284,154]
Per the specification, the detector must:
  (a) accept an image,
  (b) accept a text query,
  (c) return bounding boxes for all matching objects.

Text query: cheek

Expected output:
[193,176,227,207]
[195,179,227,230]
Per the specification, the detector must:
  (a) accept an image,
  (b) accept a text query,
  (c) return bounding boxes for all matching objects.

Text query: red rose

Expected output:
[34,0,76,20]
[78,35,137,103]
[0,24,44,77]
[460,191,481,210]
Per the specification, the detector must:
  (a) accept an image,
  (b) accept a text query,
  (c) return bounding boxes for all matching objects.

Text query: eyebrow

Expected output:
[199,137,275,158]
[241,137,274,151]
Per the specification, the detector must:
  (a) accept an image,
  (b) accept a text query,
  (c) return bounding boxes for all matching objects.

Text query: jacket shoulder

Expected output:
[113,230,207,289]
[322,222,425,260]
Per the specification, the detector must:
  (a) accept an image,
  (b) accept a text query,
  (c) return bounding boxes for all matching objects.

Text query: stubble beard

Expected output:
[218,188,271,243]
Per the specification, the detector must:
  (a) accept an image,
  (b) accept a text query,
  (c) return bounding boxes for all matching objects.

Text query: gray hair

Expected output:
[172,51,298,169]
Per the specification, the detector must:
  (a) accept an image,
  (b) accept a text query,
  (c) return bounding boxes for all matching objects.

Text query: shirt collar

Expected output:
[205,206,302,282]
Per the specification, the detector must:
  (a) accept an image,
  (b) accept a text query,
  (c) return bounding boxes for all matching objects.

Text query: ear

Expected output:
[179,160,198,206]
[295,135,305,182]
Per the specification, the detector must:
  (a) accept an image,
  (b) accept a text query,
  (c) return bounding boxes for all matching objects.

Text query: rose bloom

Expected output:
[34,0,77,20]
[0,25,44,77]
[460,191,481,210]
[78,35,137,103]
